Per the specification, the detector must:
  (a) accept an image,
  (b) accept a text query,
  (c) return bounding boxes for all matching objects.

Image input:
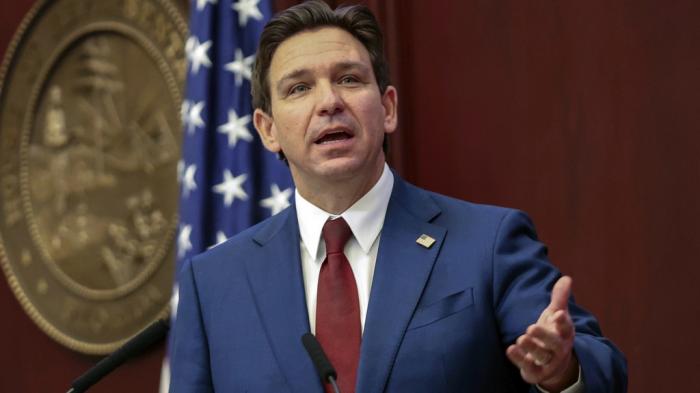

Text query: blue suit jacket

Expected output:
[170,176,627,392]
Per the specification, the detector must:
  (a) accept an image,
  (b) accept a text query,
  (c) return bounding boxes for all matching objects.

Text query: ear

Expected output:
[381,85,398,134]
[253,108,281,153]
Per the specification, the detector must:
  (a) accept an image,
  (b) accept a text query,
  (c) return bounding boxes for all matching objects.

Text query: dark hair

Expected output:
[252,0,390,114]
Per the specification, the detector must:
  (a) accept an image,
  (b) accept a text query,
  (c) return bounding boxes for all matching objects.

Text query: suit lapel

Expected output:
[356,178,446,393]
[245,207,323,393]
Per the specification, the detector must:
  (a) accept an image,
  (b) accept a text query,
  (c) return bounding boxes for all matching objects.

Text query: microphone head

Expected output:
[301,333,337,382]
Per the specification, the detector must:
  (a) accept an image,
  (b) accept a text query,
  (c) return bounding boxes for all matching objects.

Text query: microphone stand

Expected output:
[66,319,169,393]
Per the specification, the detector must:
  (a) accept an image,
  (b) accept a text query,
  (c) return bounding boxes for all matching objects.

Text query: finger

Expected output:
[515,334,538,354]
[507,345,542,384]
[548,275,572,312]
[537,307,553,325]
[516,334,553,367]
[522,351,549,383]
[550,309,575,338]
[506,344,527,368]
[525,350,552,368]
[526,324,563,352]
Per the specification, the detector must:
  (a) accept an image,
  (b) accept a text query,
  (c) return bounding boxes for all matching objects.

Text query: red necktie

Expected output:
[316,217,361,393]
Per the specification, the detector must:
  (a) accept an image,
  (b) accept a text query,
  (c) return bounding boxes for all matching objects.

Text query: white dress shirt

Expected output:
[294,163,582,392]
[296,163,394,334]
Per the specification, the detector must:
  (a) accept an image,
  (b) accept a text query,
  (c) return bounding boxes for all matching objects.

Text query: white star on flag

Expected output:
[196,0,217,11]
[170,284,179,316]
[218,109,252,147]
[213,170,248,206]
[186,36,212,74]
[224,49,255,86]
[216,231,228,245]
[185,36,194,55]
[207,231,229,249]
[260,184,292,215]
[187,101,206,134]
[232,0,263,27]
[182,164,198,197]
[177,160,185,183]
[181,100,190,127]
[177,224,193,258]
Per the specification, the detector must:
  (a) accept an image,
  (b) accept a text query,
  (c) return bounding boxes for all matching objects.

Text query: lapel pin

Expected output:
[416,234,436,249]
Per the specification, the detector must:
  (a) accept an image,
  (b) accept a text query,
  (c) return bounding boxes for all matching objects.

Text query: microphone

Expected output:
[301,333,341,393]
[66,318,170,393]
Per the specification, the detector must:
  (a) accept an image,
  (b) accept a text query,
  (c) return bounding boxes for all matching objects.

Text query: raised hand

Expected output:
[506,276,579,392]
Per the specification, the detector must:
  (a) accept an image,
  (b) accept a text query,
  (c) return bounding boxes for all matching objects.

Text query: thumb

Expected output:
[548,275,572,312]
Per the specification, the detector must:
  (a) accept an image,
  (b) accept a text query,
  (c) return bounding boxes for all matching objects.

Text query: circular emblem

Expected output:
[0,0,187,354]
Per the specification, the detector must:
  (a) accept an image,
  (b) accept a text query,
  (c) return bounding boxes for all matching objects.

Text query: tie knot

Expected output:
[322,217,352,254]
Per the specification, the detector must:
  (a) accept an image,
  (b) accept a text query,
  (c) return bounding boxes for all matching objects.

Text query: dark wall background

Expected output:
[2,0,699,391]
[385,2,700,392]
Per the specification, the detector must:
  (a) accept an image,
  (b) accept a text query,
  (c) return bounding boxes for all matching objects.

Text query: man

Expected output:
[169,2,627,392]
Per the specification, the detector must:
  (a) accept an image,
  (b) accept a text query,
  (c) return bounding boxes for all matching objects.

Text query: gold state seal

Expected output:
[0,0,186,354]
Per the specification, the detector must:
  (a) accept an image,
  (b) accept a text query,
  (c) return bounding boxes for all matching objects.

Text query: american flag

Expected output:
[161,0,293,390]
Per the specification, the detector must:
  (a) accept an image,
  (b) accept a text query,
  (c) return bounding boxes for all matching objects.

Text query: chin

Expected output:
[315,157,368,179]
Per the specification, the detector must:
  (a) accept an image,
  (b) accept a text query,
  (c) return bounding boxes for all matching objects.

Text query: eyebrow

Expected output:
[275,61,371,93]
[334,61,369,74]
[276,68,311,93]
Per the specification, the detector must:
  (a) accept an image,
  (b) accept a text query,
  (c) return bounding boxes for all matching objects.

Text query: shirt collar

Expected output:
[295,163,394,260]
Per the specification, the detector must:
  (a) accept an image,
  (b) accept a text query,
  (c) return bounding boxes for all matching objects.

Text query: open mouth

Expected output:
[314,130,353,144]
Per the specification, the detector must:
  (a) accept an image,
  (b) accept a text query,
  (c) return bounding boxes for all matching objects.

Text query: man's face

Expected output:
[254,27,397,190]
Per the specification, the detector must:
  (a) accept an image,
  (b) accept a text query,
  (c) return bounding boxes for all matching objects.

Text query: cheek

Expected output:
[272,122,305,151]
[274,105,311,137]
[357,106,387,134]
[349,93,386,128]
[276,121,302,141]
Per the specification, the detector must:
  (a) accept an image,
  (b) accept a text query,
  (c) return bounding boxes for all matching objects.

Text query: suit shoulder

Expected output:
[190,207,291,269]
[392,177,533,230]
[408,184,538,235]
[420,186,520,222]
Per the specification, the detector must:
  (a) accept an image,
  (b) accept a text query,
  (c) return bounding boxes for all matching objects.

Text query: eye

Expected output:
[339,75,360,85]
[288,83,309,96]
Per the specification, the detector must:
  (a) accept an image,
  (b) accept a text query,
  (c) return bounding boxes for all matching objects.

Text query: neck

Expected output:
[294,162,385,215]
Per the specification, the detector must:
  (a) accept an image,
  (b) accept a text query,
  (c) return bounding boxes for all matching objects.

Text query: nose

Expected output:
[316,82,344,116]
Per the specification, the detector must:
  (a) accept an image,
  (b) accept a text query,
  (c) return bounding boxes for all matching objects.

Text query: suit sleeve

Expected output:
[491,210,628,393]
[169,258,214,393]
